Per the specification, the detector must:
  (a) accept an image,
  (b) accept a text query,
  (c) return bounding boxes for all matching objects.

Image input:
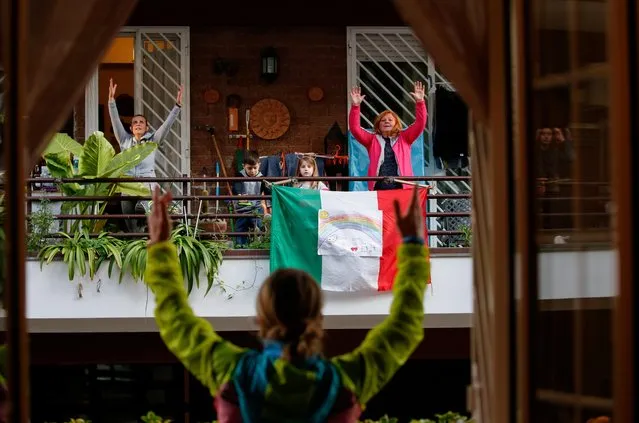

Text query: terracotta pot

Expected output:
[200,220,227,233]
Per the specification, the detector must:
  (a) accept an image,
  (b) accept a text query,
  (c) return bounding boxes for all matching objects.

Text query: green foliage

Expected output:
[459,224,472,248]
[27,199,55,252]
[42,131,156,233]
[38,224,228,296]
[245,214,271,249]
[49,410,471,423]
[38,229,123,281]
[170,223,227,295]
[410,411,474,423]
[140,411,171,423]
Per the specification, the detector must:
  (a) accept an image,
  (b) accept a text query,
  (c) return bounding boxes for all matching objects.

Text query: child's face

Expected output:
[243,163,260,177]
[299,162,314,177]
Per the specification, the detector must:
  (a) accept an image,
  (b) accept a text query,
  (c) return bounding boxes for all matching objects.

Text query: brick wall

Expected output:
[189,26,347,176]
[72,26,349,175]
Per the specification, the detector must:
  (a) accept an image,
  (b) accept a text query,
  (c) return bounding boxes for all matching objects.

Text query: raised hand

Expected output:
[393,185,424,239]
[410,81,425,102]
[108,78,117,101]
[148,186,173,245]
[176,85,184,106]
[350,86,365,106]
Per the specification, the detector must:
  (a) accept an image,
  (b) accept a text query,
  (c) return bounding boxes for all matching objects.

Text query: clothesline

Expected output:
[259,152,336,160]
[264,177,430,189]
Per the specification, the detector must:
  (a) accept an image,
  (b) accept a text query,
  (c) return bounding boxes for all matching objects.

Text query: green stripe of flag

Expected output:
[270,186,323,283]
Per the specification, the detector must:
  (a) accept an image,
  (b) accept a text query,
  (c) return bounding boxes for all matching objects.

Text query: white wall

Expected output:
[0,249,616,333]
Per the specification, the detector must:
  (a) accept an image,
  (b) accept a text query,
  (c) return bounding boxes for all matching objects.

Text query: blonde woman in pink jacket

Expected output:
[349,81,427,191]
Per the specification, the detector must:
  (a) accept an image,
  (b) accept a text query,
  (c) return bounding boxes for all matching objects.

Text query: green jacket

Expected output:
[145,241,430,422]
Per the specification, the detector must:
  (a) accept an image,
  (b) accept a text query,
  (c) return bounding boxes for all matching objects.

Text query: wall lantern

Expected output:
[260,47,278,83]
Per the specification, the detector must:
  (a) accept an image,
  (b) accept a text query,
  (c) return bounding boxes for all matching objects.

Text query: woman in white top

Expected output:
[107,78,183,231]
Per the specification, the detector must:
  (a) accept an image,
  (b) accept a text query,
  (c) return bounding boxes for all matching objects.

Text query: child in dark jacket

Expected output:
[144,185,430,423]
[231,150,270,246]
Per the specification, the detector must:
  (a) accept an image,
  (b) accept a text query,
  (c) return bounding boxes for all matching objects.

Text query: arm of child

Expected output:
[145,187,246,397]
[331,186,428,407]
[330,243,429,406]
[145,242,247,397]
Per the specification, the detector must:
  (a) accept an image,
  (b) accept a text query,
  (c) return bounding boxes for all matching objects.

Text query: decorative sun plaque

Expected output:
[249,98,291,140]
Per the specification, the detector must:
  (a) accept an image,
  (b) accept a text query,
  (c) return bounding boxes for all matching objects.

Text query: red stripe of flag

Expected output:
[377,188,429,291]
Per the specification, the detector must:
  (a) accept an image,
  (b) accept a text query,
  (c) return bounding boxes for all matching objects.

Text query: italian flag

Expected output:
[270,186,429,292]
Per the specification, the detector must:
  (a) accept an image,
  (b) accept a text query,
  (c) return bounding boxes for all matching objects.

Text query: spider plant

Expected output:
[119,223,227,295]
[117,238,148,283]
[38,229,123,281]
[171,223,227,295]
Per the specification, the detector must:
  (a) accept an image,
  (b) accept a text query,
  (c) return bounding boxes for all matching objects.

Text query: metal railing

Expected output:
[23,175,613,249]
[25,175,472,248]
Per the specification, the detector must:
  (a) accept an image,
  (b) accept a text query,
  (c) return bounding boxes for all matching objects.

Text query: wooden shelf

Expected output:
[532,62,609,89]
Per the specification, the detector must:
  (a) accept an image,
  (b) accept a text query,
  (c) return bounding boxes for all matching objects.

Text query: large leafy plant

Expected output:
[42,131,157,233]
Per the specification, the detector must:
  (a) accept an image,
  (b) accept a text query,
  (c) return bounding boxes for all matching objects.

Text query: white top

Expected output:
[295,181,329,190]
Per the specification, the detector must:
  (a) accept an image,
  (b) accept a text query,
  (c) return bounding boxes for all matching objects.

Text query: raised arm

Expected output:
[401,81,428,144]
[107,78,130,145]
[145,188,246,397]
[348,86,374,148]
[331,186,429,406]
[152,86,183,144]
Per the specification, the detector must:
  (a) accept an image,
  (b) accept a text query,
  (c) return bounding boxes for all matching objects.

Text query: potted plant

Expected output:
[41,131,156,233]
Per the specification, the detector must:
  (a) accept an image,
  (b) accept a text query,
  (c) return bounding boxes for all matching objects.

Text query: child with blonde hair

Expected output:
[294,155,329,190]
[144,185,430,423]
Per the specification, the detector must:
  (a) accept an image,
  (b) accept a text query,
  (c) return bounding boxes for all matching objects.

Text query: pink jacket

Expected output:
[349,100,427,190]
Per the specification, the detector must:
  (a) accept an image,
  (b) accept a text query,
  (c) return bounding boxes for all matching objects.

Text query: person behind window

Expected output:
[143,185,430,423]
[554,127,575,179]
[348,81,427,191]
[294,155,329,190]
[232,150,270,247]
[536,127,558,181]
[107,78,183,232]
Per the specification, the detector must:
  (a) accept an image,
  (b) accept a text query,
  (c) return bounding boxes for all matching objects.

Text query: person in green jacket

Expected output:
[144,185,430,423]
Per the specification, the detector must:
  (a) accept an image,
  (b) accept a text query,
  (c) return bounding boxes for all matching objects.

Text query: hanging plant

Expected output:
[38,229,123,281]
[117,223,227,295]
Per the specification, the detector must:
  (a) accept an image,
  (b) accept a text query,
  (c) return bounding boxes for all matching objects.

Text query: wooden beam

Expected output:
[1,0,138,172]
[1,0,29,421]
[609,0,636,421]
[392,0,489,121]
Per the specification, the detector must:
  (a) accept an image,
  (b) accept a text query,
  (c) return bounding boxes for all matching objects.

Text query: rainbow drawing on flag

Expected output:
[317,209,383,257]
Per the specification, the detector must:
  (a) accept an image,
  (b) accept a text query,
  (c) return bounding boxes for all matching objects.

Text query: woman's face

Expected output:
[379,113,397,133]
[130,116,148,137]
[299,161,315,177]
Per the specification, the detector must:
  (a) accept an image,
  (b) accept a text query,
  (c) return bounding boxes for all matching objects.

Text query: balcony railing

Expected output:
[22,175,612,251]
[25,175,473,250]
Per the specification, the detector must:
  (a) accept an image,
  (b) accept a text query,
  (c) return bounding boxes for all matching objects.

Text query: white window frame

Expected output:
[83,26,191,177]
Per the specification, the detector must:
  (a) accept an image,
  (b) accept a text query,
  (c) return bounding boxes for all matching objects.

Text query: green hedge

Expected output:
[58,411,473,423]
